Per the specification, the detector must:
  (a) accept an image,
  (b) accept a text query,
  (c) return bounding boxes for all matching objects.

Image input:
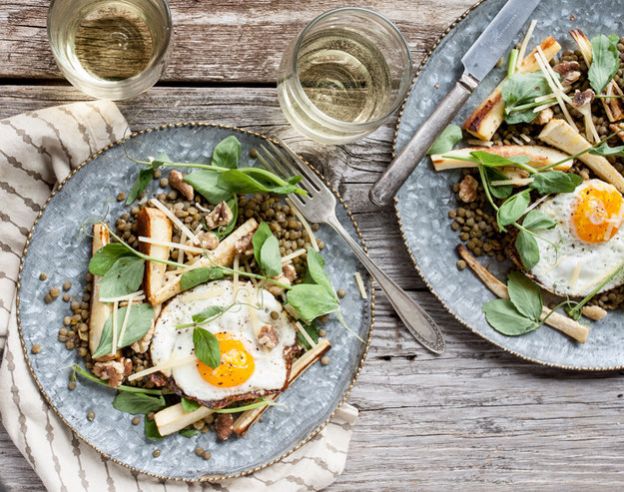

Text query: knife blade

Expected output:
[369,0,541,207]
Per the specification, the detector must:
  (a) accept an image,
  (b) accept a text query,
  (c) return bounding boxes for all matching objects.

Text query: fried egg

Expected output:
[530,179,624,297]
[150,280,297,404]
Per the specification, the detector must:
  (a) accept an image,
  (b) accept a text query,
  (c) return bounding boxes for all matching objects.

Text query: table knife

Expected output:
[369,0,542,207]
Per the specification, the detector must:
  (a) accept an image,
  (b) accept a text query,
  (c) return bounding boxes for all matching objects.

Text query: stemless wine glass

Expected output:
[277,7,413,145]
[48,0,172,100]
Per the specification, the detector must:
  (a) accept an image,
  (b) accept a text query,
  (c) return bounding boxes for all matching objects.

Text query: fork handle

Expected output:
[326,217,445,354]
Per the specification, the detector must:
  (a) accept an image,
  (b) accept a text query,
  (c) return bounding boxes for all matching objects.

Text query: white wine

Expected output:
[48,0,171,100]
[277,9,411,145]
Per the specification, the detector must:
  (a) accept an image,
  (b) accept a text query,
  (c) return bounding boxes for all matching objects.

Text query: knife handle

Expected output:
[370,73,479,207]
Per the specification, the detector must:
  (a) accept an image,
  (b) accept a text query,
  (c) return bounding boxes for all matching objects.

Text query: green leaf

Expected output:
[589,34,620,94]
[126,168,154,205]
[218,169,304,196]
[211,135,241,169]
[252,222,273,265]
[216,196,238,240]
[426,124,463,155]
[93,304,155,358]
[179,428,200,438]
[471,151,531,169]
[530,171,583,194]
[259,235,282,276]
[589,141,624,157]
[286,284,340,324]
[99,256,145,298]
[515,229,540,270]
[507,271,543,322]
[88,243,133,276]
[483,299,539,336]
[522,210,556,231]
[497,190,531,228]
[144,418,164,441]
[180,267,226,291]
[112,392,166,415]
[306,248,336,298]
[184,170,232,205]
[296,321,320,350]
[192,306,225,324]
[485,168,513,199]
[181,397,201,413]
[193,327,220,368]
[502,72,552,124]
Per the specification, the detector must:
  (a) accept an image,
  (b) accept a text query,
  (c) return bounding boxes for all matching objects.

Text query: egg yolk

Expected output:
[572,183,624,243]
[197,332,255,388]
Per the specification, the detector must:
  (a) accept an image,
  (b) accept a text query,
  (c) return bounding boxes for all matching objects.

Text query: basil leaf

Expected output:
[426,124,463,155]
[218,169,303,196]
[179,428,200,438]
[296,321,320,350]
[485,168,513,199]
[126,168,154,205]
[306,248,336,298]
[502,73,552,124]
[184,170,232,205]
[522,210,556,231]
[507,271,543,322]
[252,222,273,265]
[530,171,583,194]
[211,135,241,169]
[193,327,220,369]
[180,267,226,291]
[181,397,201,413]
[589,34,620,94]
[483,299,540,336]
[515,229,540,270]
[93,304,155,358]
[144,418,164,441]
[286,284,340,324]
[216,196,238,240]
[259,235,282,276]
[471,151,531,169]
[192,306,225,324]
[99,256,145,298]
[112,392,166,415]
[497,190,530,228]
[88,243,133,276]
[589,141,624,157]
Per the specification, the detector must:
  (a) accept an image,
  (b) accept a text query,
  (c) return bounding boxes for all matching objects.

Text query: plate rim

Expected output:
[15,121,376,481]
[391,0,623,372]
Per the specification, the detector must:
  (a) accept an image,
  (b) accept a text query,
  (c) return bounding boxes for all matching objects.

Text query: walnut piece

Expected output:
[147,372,168,388]
[205,201,233,229]
[267,263,297,296]
[571,89,595,109]
[168,170,194,201]
[257,324,279,350]
[215,413,234,441]
[458,175,479,203]
[553,61,581,86]
[196,231,219,250]
[234,232,254,255]
[535,107,554,126]
[93,358,132,388]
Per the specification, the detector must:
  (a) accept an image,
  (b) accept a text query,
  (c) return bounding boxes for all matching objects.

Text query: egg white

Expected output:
[530,180,624,297]
[150,280,297,402]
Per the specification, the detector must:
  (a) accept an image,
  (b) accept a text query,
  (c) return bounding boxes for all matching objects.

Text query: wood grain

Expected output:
[2,85,624,491]
[0,0,475,82]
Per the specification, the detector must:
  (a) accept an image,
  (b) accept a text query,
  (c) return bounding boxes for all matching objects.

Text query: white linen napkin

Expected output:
[0,102,358,492]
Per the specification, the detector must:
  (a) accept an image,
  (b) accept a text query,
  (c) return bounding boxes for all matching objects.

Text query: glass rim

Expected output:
[289,6,413,131]
[46,0,173,88]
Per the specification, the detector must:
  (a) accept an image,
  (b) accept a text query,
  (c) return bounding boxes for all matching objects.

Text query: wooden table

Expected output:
[2,1,624,490]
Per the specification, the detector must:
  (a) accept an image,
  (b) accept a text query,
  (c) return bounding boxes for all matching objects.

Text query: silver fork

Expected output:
[258,139,445,354]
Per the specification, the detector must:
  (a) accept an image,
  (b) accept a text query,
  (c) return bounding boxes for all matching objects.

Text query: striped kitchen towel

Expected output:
[0,101,358,491]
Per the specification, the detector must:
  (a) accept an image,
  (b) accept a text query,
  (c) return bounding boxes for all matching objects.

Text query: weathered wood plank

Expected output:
[3,85,624,491]
[0,0,476,82]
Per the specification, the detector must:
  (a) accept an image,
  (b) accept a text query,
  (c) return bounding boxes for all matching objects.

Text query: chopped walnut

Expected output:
[571,89,595,109]
[535,107,554,126]
[168,170,194,201]
[195,231,219,250]
[147,372,168,388]
[282,263,297,282]
[257,324,279,350]
[215,413,234,441]
[553,61,581,86]
[205,201,233,229]
[234,232,254,255]
[458,175,478,203]
[93,358,132,388]
[267,263,297,296]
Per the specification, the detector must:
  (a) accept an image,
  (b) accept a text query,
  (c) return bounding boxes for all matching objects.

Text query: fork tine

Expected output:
[269,139,325,191]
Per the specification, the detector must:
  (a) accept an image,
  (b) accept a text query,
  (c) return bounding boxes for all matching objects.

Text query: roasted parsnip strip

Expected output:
[457,245,590,343]
[137,207,173,306]
[233,338,331,436]
[539,119,624,193]
[155,403,213,436]
[151,218,258,305]
[464,37,561,141]
[89,223,114,359]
